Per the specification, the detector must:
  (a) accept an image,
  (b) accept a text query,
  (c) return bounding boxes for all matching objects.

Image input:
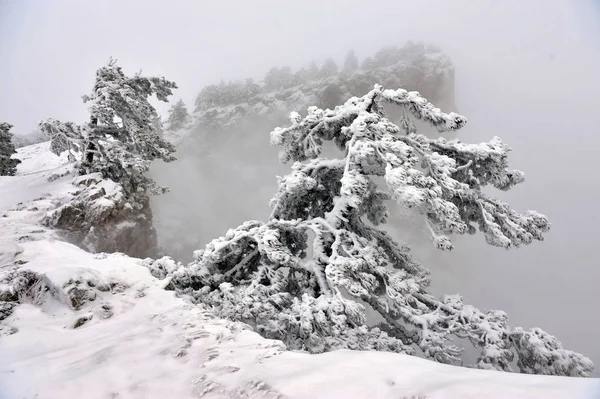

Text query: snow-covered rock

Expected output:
[44,171,158,258]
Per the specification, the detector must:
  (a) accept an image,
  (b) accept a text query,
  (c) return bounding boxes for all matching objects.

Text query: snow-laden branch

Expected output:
[151,85,591,376]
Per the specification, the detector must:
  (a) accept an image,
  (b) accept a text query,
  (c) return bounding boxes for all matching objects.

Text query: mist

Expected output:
[2,0,599,374]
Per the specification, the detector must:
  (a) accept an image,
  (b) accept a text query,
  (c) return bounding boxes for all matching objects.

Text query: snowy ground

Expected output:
[1,143,599,399]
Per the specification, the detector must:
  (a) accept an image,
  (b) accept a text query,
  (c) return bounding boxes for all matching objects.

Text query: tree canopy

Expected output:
[0,122,21,176]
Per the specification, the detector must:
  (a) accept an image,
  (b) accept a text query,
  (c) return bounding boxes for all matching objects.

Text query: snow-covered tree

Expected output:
[167,99,189,131]
[195,84,219,111]
[0,122,21,176]
[319,58,339,79]
[154,85,593,377]
[306,61,319,80]
[39,119,83,161]
[39,60,177,258]
[244,78,262,98]
[361,56,376,71]
[40,59,176,203]
[373,46,403,68]
[293,68,309,86]
[342,50,359,75]
[264,66,295,90]
[78,58,177,199]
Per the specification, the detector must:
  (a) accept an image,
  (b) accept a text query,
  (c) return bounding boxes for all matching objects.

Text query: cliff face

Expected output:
[45,173,157,258]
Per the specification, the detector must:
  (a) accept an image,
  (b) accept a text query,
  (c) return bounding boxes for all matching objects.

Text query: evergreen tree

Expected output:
[195,84,219,111]
[361,56,376,71]
[42,58,177,202]
[319,57,339,79]
[306,61,319,80]
[244,78,262,98]
[167,99,189,130]
[373,46,402,67]
[342,50,359,75]
[293,68,309,86]
[81,59,177,199]
[264,66,295,90]
[154,85,593,377]
[0,122,21,176]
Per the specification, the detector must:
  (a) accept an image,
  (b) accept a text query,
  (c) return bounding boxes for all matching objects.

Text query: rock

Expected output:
[73,314,93,328]
[0,302,17,321]
[44,174,158,258]
[73,173,103,187]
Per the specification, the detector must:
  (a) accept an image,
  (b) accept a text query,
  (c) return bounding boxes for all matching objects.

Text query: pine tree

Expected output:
[361,56,376,71]
[244,78,262,99]
[342,50,359,75]
[264,66,295,90]
[306,61,319,81]
[319,58,339,79]
[0,122,21,176]
[293,68,309,86]
[167,99,189,130]
[80,59,177,199]
[153,85,593,377]
[41,58,177,201]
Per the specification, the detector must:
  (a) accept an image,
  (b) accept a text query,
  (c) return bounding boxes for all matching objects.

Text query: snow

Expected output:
[0,141,73,213]
[1,142,599,398]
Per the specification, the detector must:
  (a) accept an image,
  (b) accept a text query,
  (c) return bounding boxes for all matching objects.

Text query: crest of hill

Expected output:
[186,42,456,134]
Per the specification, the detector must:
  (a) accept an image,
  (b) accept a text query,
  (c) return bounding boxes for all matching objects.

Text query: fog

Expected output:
[2,0,600,374]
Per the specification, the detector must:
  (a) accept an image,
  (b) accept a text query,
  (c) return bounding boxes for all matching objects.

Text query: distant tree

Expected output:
[264,66,295,90]
[216,80,228,104]
[320,83,343,109]
[156,85,593,377]
[195,84,219,111]
[12,128,49,148]
[342,50,359,75]
[319,57,339,79]
[39,119,83,161]
[293,68,309,86]
[361,56,376,70]
[306,61,319,80]
[167,99,189,130]
[400,41,428,60]
[279,67,294,88]
[0,122,21,176]
[263,67,278,90]
[244,78,262,99]
[373,46,402,67]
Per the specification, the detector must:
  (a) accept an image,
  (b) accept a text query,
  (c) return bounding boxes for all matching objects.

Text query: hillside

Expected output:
[1,142,599,399]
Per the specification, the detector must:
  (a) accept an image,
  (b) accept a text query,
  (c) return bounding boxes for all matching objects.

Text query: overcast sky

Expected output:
[2,0,598,133]
[2,0,600,374]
